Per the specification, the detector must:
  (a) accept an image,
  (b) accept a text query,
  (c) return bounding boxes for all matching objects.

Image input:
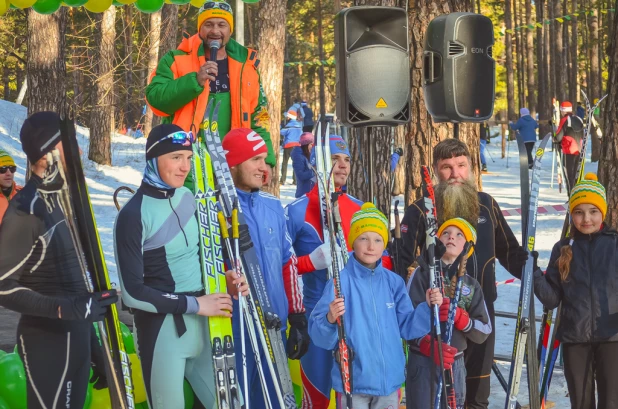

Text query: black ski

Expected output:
[504,133,550,409]
[58,116,135,409]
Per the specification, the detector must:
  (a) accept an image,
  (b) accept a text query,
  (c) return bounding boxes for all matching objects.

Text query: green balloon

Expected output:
[183,379,194,409]
[119,322,136,354]
[134,0,163,13]
[167,0,190,4]
[0,353,27,409]
[32,0,61,14]
[64,0,88,6]
[0,396,11,409]
[0,349,6,358]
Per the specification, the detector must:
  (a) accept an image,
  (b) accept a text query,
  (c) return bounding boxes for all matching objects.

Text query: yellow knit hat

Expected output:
[348,203,389,248]
[437,217,477,257]
[569,173,607,220]
[197,1,234,32]
[0,149,15,167]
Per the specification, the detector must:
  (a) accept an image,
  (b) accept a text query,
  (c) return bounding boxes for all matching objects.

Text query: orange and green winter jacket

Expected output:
[146,35,275,168]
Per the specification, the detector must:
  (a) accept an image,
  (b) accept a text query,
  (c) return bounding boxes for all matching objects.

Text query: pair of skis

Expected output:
[57,116,135,409]
[313,118,354,409]
[503,133,551,409]
[199,100,297,409]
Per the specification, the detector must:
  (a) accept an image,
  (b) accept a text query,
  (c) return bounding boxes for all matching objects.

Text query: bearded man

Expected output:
[398,138,527,409]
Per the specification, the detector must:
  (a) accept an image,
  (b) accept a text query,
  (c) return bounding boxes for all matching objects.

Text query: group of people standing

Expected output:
[1,1,617,409]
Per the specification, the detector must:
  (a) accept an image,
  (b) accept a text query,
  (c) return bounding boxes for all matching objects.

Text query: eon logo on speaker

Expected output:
[471,48,484,54]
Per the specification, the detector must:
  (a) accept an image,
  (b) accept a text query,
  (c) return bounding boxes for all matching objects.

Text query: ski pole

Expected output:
[113,186,135,211]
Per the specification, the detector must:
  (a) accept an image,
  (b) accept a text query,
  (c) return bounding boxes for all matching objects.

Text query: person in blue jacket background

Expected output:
[510,107,539,168]
[309,203,442,409]
[291,132,316,198]
[280,107,304,185]
[222,127,310,409]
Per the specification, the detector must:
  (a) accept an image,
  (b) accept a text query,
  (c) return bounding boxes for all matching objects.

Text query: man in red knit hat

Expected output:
[555,100,584,193]
[222,128,309,409]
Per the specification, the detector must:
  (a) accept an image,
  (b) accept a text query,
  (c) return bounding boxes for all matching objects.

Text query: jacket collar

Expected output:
[349,252,383,277]
[572,224,618,240]
[236,187,260,207]
[139,181,176,199]
[178,35,251,64]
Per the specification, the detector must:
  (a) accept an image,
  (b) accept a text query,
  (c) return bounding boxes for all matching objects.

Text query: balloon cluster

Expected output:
[0,0,206,17]
[0,323,196,409]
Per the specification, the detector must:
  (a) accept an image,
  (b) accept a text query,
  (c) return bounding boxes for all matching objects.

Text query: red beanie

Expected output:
[222,128,268,168]
[560,101,573,112]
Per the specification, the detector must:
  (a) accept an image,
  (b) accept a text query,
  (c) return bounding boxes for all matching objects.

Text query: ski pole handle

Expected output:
[218,211,230,240]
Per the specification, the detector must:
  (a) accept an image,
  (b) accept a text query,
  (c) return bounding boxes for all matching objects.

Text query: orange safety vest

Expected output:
[149,35,261,134]
[0,182,22,225]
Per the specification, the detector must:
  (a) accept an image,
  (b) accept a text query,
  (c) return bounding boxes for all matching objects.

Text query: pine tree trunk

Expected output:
[256,0,286,196]
[506,0,516,120]
[160,4,178,57]
[123,5,134,128]
[553,0,565,102]
[590,10,600,101]
[537,0,551,136]
[515,0,525,109]
[526,0,536,115]
[569,0,578,104]
[404,0,480,206]
[89,6,116,166]
[393,125,406,196]
[598,8,618,228]
[26,9,67,115]
[144,10,161,137]
[548,0,556,99]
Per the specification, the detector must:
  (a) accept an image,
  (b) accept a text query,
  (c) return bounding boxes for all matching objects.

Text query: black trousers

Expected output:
[463,302,495,409]
[563,342,618,409]
[302,125,313,133]
[17,315,91,409]
[280,147,295,184]
[563,153,579,194]
[524,141,535,167]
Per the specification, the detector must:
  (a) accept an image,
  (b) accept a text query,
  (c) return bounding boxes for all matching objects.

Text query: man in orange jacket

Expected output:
[0,149,22,224]
[146,0,275,189]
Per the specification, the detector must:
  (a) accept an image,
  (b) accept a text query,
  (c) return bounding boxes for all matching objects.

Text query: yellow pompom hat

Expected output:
[569,173,607,220]
[437,217,477,257]
[0,149,15,167]
[348,203,389,248]
[197,1,234,32]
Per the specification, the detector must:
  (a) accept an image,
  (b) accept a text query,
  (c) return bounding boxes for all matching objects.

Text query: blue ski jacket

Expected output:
[233,189,303,333]
[281,123,303,148]
[510,115,539,143]
[291,146,315,198]
[309,255,431,396]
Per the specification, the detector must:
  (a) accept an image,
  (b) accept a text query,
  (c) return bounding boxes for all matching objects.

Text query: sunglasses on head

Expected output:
[201,1,232,12]
[0,166,16,174]
[146,131,196,155]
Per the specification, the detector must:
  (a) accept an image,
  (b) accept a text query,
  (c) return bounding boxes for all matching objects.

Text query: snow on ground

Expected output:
[2,99,594,408]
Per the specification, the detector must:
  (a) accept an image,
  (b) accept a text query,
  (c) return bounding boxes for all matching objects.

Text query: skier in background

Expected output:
[301,100,315,132]
[554,101,584,193]
[534,174,618,408]
[280,107,304,185]
[510,107,539,169]
[479,122,489,172]
[291,132,316,198]
[222,127,309,409]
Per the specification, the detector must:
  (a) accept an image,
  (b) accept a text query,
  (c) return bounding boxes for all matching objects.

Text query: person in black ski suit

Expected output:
[397,139,528,409]
[0,111,118,409]
[534,174,618,409]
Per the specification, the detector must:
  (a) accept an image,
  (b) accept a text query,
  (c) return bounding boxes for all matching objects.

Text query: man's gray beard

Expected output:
[435,177,480,228]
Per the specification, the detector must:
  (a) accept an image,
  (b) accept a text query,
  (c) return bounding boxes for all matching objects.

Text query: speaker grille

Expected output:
[347,103,371,124]
[448,41,465,57]
[487,45,493,58]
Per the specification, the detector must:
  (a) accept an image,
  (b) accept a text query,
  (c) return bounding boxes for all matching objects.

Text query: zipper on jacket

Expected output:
[370,270,387,393]
[239,59,246,126]
[587,237,596,341]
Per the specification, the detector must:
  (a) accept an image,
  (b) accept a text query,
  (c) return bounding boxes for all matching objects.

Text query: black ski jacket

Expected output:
[398,192,526,304]
[0,175,88,318]
[534,226,618,344]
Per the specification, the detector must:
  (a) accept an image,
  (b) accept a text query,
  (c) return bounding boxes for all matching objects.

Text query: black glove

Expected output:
[58,290,118,322]
[531,250,539,272]
[286,313,310,360]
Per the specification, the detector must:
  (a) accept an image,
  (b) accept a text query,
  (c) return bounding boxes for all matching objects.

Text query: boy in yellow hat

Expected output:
[534,173,618,408]
[309,203,443,409]
[0,149,21,224]
[407,217,491,409]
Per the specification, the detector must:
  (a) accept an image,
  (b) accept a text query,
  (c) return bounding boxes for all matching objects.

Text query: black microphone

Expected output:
[209,40,221,63]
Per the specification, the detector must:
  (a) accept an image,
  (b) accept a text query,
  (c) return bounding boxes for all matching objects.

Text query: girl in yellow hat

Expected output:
[534,173,618,408]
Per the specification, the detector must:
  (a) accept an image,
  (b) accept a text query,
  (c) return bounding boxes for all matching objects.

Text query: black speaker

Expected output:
[423,12,495,123]
[335,7,410,127]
